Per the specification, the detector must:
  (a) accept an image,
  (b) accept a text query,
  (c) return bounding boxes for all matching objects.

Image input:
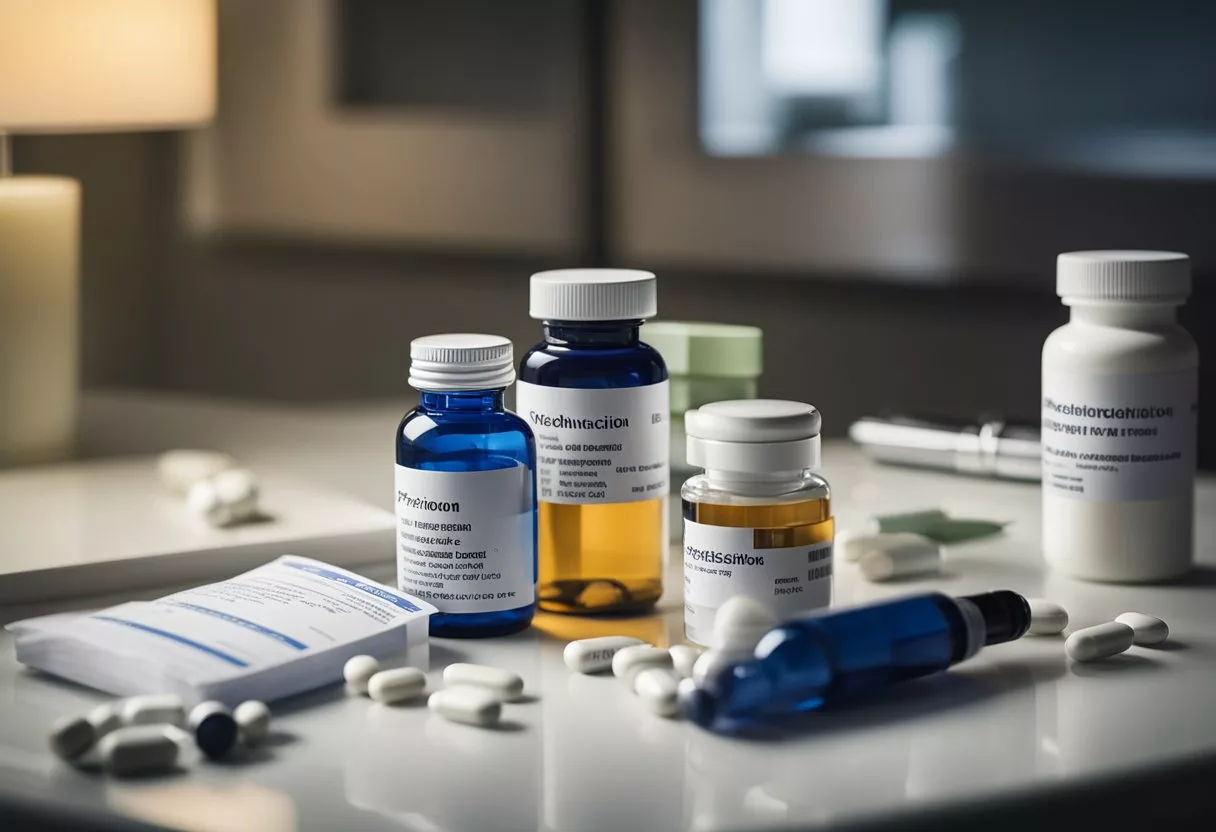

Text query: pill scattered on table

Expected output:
[122,694,186,728]
[189,701,239,760]
[86,703,122,740]
[856,533,941,582]
[368,667,427,705]
[186,468,260,527]
[442,663,525,702]
[343,654,381,695]
[428,687,502,728]
[1026,599,1070,635]
[712,596,778,653]
[50,714,95,761]
[634,668,681,717]
[1065,622,1135,662]
[612,645,674,685]
[692,649,742,687]
[837,531,886,563]
[563,636,645,674]
[157,449,237,495]
[233,700,271,747]
[99,725,181,777]
[1115,612,1169,645]
[668,644,702,679]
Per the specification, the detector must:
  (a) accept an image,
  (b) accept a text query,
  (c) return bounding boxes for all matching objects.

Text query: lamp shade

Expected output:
[0,0,216,133]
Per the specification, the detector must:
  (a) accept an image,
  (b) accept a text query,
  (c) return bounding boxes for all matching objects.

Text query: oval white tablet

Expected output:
[442,663,525,702]
[1026,599,1070,635]
[611,645,673,686]
[122,695,185,728]
[563,636,645,674]
[634,668,681,717]
[428,687,502,727]
[233,700,272,747]
[50,714,95,761]
[668,644,703,679]
[344,654,381,695]
[1065,622,1135,662]
[368,668,427,704]
[1114,612,1169,645]
[99,725,181,777]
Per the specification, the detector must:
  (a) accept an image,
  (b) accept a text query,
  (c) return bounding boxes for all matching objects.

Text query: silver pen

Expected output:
[848,415,1041,481]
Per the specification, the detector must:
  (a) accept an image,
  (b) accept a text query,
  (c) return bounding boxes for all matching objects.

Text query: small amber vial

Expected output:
[680,400,833,645]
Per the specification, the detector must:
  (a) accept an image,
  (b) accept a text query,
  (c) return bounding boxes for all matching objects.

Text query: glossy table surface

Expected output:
[2,392,1215,832]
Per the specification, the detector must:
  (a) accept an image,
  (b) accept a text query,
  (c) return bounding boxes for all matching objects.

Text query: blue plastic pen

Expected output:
[682,590,1032,731]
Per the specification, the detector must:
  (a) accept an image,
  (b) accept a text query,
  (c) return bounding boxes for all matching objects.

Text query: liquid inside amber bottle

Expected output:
[680,400,833,645]
[517,269,669,614]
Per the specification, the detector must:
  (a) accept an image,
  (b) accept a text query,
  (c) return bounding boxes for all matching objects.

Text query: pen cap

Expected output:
[685,400,821,475]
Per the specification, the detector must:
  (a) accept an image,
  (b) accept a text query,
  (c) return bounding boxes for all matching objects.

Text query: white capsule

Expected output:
[1065,622,1135,662]
[1115,612,1170,645]
[368,667,427,704]
[1026,598,1070,635]
[856,533,941,582]
[233,700,272,747]
[185,468,259,527]
[157,449,237,495]
[86,703,122,740]
[668,644,703,679]
[712,596,778,653]
[611,645,673,686]
[428,686,502,727]
[633,667,681,717]
[837,530,887,563]
[442,663,525,702]
[121,694,185,727]
[563,636,645,674]
[49,714,95,761]
[99,725,181,777]
[343,654,381,695]
[691,648,745,686]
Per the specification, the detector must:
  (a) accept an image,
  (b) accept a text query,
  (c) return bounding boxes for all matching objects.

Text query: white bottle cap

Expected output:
[685,400,821,474]
[1057,251,1190,301]
[408,334,515,391]
[530,269,657,321]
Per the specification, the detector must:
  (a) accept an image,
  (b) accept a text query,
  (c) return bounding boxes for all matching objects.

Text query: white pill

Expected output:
[612,645,674,686]
[856,533,941,582]
[712,596,778,653]
[1115,612,1169,645]
[185,468,259,527]
[633,667,681,717]
[368,667,427,704]
[157,449,237,495]
[343,654,381,695]
[122,694,185,727]
[668,644,703,678]
[50,714,95,761]
[837,530,886,563]
[692,649,745,686]
[428,687,502,727]
[563,636,645,674]
[1065,622,1135,662]
[1026,599,1070,635]
[99,725,181,777]
[233,700,272,746]
[443,663,525,702]
[86,703,122,739]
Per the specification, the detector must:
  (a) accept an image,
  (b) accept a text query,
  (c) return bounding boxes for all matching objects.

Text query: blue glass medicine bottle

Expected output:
[396,334,537,638]
[516,270,670,614]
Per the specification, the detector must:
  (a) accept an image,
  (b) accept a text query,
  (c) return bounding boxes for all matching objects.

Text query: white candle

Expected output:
[0,175,79,466]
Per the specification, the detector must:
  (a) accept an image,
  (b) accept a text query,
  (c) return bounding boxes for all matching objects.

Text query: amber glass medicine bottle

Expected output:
[681,400,833,645]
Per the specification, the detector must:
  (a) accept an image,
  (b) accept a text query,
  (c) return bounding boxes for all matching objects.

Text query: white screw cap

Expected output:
[408,334,515,391]
[1057,251,1190,301]
[529,269,657,321]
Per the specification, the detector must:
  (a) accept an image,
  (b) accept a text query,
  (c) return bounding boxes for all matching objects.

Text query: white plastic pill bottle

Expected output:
[680,400,834,645]
[1042,251,1198,582]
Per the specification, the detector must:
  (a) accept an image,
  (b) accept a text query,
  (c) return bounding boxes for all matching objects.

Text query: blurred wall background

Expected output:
[13,0,1216,459]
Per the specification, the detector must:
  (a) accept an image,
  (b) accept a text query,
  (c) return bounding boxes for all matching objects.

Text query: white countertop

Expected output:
[2,391,1215,831]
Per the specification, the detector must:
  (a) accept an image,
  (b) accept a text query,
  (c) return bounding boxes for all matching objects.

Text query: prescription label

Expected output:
[1042,369,1197,501]
[396,465,535,613]
[682,520,832,646]
[515,380,669,505]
